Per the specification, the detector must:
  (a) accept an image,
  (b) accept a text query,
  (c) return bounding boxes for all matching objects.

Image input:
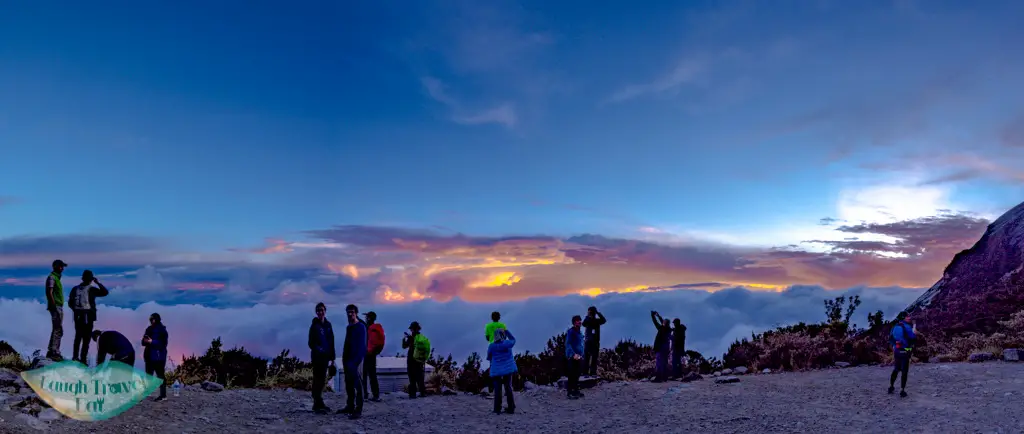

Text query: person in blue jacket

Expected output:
[565,315,585,399]
[337,304,367,419]
[141,313,169,401]
[889,311,917,397]
[487,328,518,414]
[308,302,336,414]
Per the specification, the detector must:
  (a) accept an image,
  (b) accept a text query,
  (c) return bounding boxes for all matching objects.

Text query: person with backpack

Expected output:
[582,306,606,376]
[142,313,169,402]
[487,328,517,414]
[565,315,585,399]
[402,321,430,399]
[45,259,68,361]
[307,302,336,414]
[336,304,367,420]
[363,311,385,402]
[68,270,110,365]
[889,311,917,397]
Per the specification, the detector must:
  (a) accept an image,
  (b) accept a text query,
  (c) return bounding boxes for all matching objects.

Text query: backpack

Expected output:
[413,334,431,363]
[69,285,92,311]
[890,323,915,350]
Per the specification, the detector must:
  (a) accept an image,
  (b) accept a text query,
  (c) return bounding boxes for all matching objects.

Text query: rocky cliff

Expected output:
[907,201,1024,314]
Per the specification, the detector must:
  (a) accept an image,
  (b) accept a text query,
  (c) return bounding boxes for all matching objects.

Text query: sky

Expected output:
[2,0,1024,364]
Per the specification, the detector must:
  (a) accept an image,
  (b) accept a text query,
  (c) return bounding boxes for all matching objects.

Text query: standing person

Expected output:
[307,302,336,414]
[485,312,506,393]
[363,311,385,402]
[68,270,110,365]
[142,313,169,402]
[582,306,606,377]
[337,304,367,419]
[92,329,135,366]
[487,328,517,414]
[565,315,585,399]
[671,318,687,379]
[402,321,430,399]
[651,311,671,382]
[888,311,917,398]
[45,260,68,361]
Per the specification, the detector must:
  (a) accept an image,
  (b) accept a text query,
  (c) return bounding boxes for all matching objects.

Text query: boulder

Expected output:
[968,352,994,363]
[14,413,48,431]
[681,372,703,383]
[1004,349,1022,362]
[28,358,54,370]
[36,408,62,422]
[714,376,740,384]
[555,376,600,390]
[200,381,224,392]
[721,368,733,375]
[712,371,722,377]
[733,366,748,375]
[523,381,538,390]
[0,369,27,391]
[762,368,771,374]
[439,386,457,396]
[835,362,850,368]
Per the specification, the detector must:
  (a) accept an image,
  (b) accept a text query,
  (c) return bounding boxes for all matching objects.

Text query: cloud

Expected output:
[260,280,330,305]
[420,77,517,128]
[606,57,708,103]
[0,284,923,366]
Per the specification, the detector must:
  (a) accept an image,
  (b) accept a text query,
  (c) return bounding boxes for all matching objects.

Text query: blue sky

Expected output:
[2,0,1023,360]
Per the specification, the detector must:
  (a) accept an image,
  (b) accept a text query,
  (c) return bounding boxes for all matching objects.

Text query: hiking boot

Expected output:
[567,393,579,400]
[493,410,503,415]
[46,353,64,362]
[900,390,908,398]
[314,407,329,415]
[336,406,354,414]
[368,396,382,402]
[575,391,585,398]
[887,386,895,394]
[154,396,167,402]
[505,407,515,414]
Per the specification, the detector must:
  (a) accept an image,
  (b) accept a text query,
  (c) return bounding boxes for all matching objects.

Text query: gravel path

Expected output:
[5,362,1024,433]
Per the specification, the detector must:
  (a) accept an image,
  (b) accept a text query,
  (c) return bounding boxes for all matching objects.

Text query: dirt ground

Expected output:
[4,361,1024,433]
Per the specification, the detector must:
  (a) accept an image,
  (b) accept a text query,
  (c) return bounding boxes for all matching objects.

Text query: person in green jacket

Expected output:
[402,321,430,399]
[485,312,507,393]
[45,259,68,361]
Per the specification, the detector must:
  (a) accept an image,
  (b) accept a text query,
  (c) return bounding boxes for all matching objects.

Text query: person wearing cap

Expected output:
[363,311,385,402]
[402,321,430,399]
[68,270,110,364]
[45,259,68,361]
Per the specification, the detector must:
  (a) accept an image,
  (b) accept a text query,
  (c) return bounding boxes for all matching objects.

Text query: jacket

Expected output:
[367,323,385,355]
[890,321,917,351]
[487,330,518,377]
[141,323,169,363]
[308,317,336,361]
[97,331,135,364]
[672,325,686,354]
[565,327,585,359]
[583,313,606,343]
[343,320,368,368]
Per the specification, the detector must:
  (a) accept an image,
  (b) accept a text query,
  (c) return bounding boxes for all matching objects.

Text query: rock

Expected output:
[928,357,941,363]
[681,372,703,383]
[523,381,538,390]
[762,368,771,374]
[555,376,600,390]
[28,358,55,370]
[714,376,740,384]
[712,371,722,377]
[0,369,27,391]
[254,414,281,421]
[721,368,733,375]
[37,408,61,422]
[200,381,225,392]
[968,352,994,363]
[733,366,748,375]
[835,362,851,368]
[440,386,457,396]
[14,413,48,431]
[1003,349,1022,362]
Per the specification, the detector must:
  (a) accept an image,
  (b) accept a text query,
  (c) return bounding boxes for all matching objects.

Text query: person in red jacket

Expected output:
[363,311,385,402]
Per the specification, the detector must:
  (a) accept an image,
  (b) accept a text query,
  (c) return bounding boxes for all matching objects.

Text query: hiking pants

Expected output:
[655,347,670,381]
[672,350,684,377]
[407,360,427,398]
[344,363,363,412]
[492,374,515,412]
[47,307,64,357]
[584,340,600,376]
[72,311,94,363]
[363,354,379,399]
[311,355,329,408]
[891,350,911,389]
[566,358,581,395]
[145,359,167,398]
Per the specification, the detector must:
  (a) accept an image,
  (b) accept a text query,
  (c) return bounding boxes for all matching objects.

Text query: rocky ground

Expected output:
[4,362,1024,433]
